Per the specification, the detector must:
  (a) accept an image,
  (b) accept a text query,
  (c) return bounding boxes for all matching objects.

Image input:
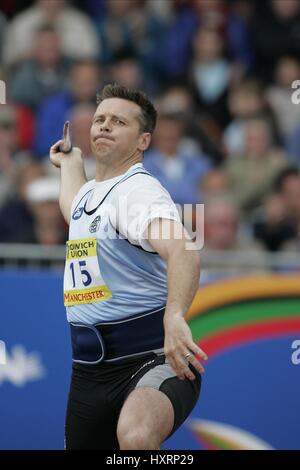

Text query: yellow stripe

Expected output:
[198,429,248,450]
[66,238,97,260]
[187,274,300,320]
[64,285,112,306]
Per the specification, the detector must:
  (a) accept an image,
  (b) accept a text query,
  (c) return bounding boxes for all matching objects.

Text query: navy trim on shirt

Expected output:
[83,171,153,216]
[114,227,159,255]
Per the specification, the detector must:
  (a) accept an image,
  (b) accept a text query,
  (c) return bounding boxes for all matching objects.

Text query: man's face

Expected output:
[90,98,149,162]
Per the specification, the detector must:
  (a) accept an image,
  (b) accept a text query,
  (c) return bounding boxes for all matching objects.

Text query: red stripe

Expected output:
[193,433,218,451]
[199,318,300,357]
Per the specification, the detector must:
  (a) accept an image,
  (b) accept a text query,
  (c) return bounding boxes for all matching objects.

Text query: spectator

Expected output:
[21,176,66,245]
[203,195,263,251]
[34,60,101,158]
[157,83,195,115]
[3,0,99,67]
[223,117,287,213]
[187,169,230,242]
[224,0,256,73]
[0,104,33,209]
[144,113,211,205]
[96,0,137,65]
[10,24,68,110]
[286,119,300,168]
[96,0,165,87]
[251,0,300,82]
[0,12,7,63]
[0,171,67,245]
[71,0,106,18]
[68,104,96,181]
[160,0,198,80]
[282,220,300,252]
[161,0,252,80]
[224,79,271,156]
[157,83,225,163]
[200,195,265,282]
[108,50,145,94]
[44,103,96,181]
[200,168,230,200]
[0,161,45,242]
[193,0,253,71]
[146,0,172,22]
[0,1,33,19]
[253,168,300,251]
[266,55,300,140]
[190,26,232,129]
[15,106,35,151]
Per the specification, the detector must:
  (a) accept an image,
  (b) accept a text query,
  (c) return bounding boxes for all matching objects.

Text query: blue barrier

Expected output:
[1,271,300,449]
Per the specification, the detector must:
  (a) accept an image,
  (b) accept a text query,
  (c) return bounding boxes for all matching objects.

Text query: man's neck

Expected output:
[95,156,143,182]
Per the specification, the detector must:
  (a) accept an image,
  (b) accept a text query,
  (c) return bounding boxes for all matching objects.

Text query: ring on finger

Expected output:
[184,352,193,360]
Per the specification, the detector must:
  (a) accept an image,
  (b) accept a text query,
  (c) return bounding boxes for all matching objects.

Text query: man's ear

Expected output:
[138,132,152,152]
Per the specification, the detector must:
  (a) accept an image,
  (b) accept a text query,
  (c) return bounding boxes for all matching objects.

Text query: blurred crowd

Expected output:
[0,0,300,257]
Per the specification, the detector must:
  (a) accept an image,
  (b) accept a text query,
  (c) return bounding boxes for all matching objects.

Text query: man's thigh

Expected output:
[117,387,175,447]
[117,357,202,444]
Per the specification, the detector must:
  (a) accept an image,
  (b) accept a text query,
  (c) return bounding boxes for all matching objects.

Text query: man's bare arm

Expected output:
[147,218,208,381]
[50,140,87,224]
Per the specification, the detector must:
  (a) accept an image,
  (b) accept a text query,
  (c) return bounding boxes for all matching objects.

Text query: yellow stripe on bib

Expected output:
[66,238,97,260]
[64,285,112,306]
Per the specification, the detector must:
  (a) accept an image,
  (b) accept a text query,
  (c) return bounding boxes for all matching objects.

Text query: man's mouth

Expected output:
[94,135,114,142]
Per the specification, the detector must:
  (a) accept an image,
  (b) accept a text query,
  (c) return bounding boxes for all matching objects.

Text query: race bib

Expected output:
[63,237,112,306]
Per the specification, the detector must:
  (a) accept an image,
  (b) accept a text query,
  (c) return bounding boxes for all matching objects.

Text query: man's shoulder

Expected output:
[80,179,96,193]
[116,170,167,196]
[111,171,178,213]
[73,179,95,201]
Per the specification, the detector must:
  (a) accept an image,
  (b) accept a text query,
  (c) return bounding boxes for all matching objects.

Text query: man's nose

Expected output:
[100,119,111,132]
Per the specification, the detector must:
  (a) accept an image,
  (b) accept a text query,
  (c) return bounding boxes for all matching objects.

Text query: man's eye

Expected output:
[116,119,125,125]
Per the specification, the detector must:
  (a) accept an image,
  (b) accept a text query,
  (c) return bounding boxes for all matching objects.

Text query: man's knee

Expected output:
[117,423,160,450]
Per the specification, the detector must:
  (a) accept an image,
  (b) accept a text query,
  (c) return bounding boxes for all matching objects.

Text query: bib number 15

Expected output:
[70,260,92,288]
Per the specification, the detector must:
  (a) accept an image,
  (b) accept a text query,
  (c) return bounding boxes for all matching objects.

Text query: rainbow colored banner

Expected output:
[188,275,300,357]
[166,274,300,450]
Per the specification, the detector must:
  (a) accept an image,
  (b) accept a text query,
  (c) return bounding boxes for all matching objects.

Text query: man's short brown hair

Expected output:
[96,84,157,134]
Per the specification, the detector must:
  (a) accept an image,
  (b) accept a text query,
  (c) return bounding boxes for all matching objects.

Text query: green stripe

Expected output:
[200,432,235,450]
[189,298,300,342]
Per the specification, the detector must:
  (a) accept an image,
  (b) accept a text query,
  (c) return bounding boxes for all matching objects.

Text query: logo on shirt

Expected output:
[72,207,84,220]
[89,215,101,233]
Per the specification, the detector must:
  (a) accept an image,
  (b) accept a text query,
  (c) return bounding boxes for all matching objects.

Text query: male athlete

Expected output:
[50,84,207,450]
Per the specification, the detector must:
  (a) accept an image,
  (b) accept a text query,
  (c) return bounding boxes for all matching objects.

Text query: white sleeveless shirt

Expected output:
[64,163,181,325]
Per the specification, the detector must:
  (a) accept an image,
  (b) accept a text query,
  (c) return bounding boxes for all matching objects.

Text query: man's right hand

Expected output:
[49,140,87,224]
[50,140,83,168]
